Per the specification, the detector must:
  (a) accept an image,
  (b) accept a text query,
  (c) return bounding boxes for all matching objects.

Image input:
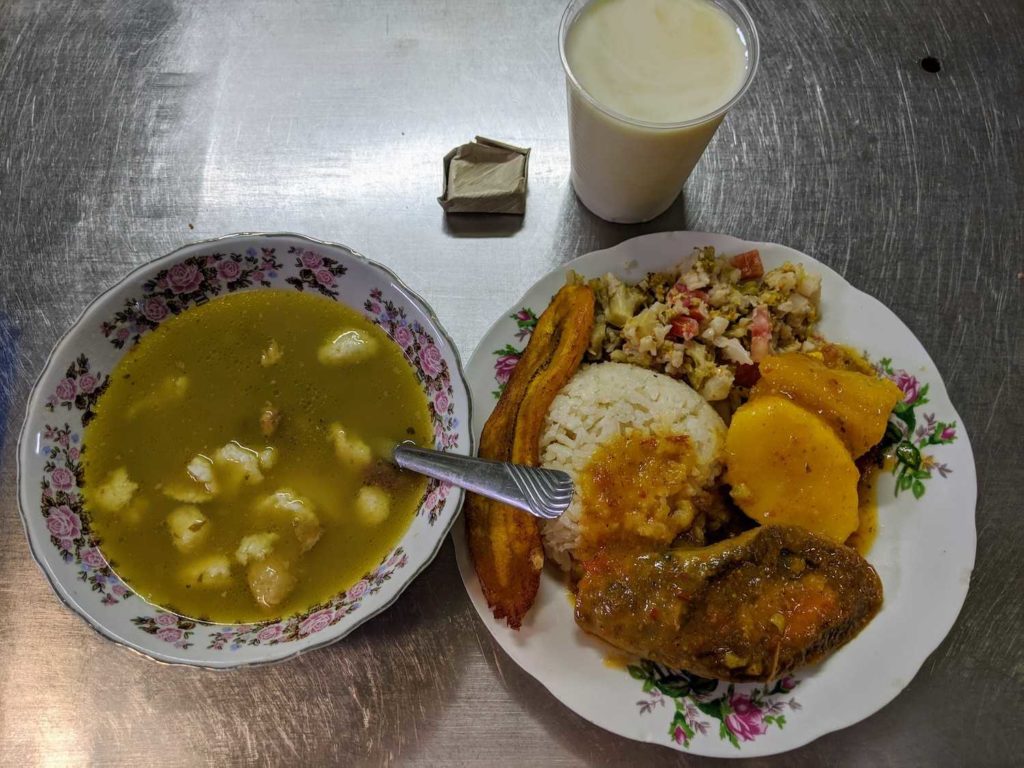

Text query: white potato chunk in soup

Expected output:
[92,467,138,513]
[356,486,390,525]
[329,423,372,470]
[260,339,283,367]
[167,505,209,552]
[318,329,377,365]
[258,489,323,552]
[213,441,264,490]
[186,454,218,495]
[180,554,233,589]
[235,532,279,565]
[247,556,296,609]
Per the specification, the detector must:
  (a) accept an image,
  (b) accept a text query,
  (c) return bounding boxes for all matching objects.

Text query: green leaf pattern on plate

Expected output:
[875,358,957,497]
[630,660,799,750]
[490,308,537,398]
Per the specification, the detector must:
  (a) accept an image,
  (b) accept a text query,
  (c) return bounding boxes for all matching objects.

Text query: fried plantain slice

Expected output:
[467,284,595,628]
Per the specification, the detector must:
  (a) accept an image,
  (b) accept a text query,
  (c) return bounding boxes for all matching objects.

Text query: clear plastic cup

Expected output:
[559,0,760,223]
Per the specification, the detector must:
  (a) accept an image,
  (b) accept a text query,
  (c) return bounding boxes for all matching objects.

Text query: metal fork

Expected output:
[391,442,574,520]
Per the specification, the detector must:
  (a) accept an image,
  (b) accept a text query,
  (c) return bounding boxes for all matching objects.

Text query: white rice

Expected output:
[539,362,727,571]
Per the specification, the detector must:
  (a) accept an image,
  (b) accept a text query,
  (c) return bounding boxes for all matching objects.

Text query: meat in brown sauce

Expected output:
[574,525,883,682]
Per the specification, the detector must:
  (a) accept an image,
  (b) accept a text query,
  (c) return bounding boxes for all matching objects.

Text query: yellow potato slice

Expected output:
[725,395,859,543]
[752,353,902,458]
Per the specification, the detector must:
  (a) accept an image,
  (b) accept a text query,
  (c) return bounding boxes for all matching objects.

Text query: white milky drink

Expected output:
[560,0,759,223]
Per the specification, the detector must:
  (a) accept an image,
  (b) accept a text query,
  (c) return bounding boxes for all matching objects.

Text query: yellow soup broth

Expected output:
[82,290,431,623]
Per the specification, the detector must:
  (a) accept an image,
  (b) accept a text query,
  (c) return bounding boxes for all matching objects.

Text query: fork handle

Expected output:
[391,442,571,520]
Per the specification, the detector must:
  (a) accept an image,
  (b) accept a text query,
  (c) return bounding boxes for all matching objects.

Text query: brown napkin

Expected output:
[438,137,530,214]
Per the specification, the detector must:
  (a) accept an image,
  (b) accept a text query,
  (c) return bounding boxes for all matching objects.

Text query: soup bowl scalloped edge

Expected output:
[16,232,473,668]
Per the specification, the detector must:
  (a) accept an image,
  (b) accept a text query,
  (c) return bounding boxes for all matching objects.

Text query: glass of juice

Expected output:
[559,0,760,223]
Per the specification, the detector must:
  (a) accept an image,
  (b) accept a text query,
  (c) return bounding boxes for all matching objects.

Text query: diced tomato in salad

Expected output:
[731,249,764,280]
[669,315,700,341]
[749,304,773,362]
[667,284,708,322]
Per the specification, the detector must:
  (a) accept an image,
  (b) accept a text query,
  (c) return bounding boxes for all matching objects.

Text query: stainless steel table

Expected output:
[1,1,1020,765]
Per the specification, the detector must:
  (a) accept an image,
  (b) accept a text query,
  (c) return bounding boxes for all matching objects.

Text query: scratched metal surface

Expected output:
[0,0,1021,764]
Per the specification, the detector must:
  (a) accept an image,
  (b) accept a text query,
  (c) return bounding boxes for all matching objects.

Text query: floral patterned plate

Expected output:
[17,233,472,667]
[452,231,976,757]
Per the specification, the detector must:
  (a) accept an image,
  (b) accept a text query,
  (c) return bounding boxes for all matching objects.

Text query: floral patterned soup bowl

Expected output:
[17,234,472,667]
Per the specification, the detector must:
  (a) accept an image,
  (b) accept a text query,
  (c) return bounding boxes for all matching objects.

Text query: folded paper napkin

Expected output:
[438,137,530,214]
